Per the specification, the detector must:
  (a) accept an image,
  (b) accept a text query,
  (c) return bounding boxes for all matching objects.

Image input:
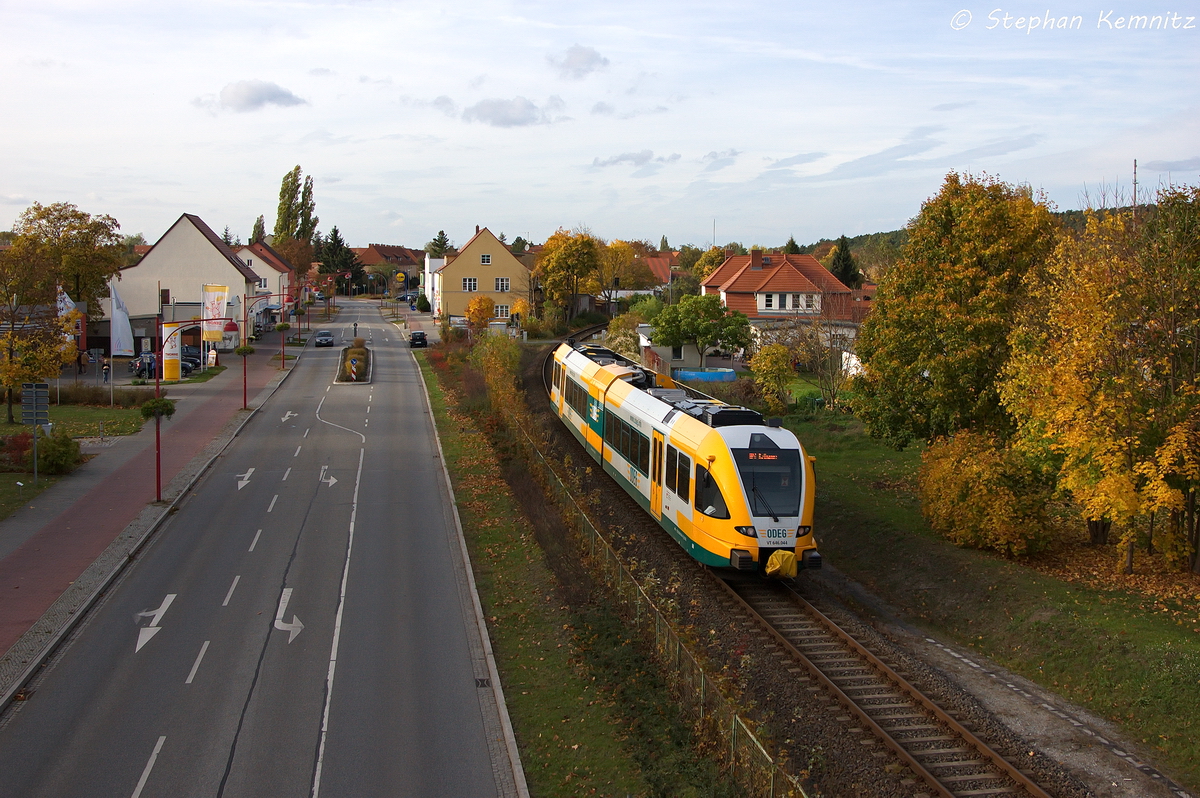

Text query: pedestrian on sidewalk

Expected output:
[101,356,110,384]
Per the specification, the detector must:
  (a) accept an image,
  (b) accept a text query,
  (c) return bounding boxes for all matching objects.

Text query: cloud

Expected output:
[462,96,564,127]
[195,80,307,113]
[548,45,609,80]
[817,127,943,180]
[703,149,741,172]
[767,152,824,169]
[431,95,458,117]
[1,194,33,205]
[591,102,615,115]
[309,68,334,77]
[1144,156,1200,171]
[594,150,654,167]
[931,101,975,112]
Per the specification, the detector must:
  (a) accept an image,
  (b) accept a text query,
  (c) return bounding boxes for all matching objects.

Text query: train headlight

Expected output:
[797,526,812,538]
[734,525,757,538]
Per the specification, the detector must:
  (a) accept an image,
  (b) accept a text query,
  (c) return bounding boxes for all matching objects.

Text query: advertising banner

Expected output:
[202,284,229,342]
[162,322,183,381]
[109,281,135,356]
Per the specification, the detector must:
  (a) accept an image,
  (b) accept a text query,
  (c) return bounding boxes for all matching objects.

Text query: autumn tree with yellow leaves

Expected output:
[1003,186,1200,571]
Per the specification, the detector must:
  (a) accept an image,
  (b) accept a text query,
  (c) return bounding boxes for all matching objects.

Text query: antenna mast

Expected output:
[1133,159,1138,220]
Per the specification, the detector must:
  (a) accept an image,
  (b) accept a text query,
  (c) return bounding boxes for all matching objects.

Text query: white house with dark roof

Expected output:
[100,213,263,352]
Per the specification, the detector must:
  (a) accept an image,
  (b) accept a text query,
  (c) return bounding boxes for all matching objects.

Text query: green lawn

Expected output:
[788,413,1200,790]
[0,472,59,521]
[45,405,146,437]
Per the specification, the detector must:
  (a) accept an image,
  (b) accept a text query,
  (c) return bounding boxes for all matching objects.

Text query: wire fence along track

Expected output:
[716,578,1058,798]
[527,345,808,796]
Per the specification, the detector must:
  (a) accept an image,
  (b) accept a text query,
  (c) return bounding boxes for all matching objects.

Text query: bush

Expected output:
[416,294,431,312]
[140,397,177,420]
[918,431,1056,557]
[341,347,369,381]
[0,432,32,472]
[703,377,766,412]
[48,384,164,408]
[35,427,82,475]
[570,311,608,329]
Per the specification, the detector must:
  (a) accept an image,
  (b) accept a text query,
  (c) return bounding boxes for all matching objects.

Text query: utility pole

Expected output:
[1132,159,1138,221]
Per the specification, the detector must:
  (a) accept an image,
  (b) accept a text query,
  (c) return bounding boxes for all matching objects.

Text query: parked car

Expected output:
[130,354,192,379]
[314,330,335,347]
[409,331,427,348]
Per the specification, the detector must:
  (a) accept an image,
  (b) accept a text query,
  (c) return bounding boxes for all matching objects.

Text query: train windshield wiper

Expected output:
[751,481,779,523]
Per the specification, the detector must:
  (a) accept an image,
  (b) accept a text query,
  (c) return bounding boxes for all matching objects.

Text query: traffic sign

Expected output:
[21,383,49,426]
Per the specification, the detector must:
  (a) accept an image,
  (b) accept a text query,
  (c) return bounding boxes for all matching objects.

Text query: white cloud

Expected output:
[703,149,741,172]
[548,45,609,80]
[309,68,334,77]
[591,102,615,115]
[594,150,654,167]
[462,96,564,127]
[195,80,307,113]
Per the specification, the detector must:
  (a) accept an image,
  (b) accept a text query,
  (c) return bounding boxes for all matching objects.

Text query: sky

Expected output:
[2,1,1198,250]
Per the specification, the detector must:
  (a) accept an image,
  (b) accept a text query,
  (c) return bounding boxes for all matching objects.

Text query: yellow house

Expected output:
[435,227,530,320]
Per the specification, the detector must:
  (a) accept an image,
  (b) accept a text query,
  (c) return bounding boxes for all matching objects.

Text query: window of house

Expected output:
[462,278,477,292]
[792,293,802,309]
[495,304,510,318]
[495,277,509,292]
[671,346,683,360]
[258,278,269,289]
[764,293,773,309]
[481,254,491,264]
[806,294,816,310]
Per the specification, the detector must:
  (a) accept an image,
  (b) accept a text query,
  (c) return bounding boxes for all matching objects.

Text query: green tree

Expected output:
[676,244,703,273]
[274,165,301,242]
[511,236,528,254]
[852,172,1059,449]
[251,215,266,244]
[828,234,861,288]
[317,227,363,293]
[535,228,600,321]
[14,202,123,314]
[659,235,669,252]
[425,230,453,257]
[651,293,751,369]
[783,236,801,254]
[749,343,794,414]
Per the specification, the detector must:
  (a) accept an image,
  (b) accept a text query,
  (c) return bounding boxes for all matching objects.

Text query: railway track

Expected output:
[538,338,1058,796]
[715,575,1056,798]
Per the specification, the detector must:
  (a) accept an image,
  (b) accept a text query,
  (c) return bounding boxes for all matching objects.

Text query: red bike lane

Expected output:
[0,356,285,657]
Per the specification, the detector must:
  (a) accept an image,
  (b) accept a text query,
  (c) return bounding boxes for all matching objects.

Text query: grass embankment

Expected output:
[791,414,1200,789]
[48,405,145,437]
[416,351,729,798]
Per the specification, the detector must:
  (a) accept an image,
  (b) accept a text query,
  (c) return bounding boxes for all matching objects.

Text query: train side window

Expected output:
[637,433,649,475]
[620,422,631,460]
[677,453,691,501]
[695,464,730,519]
[666,446,679,494]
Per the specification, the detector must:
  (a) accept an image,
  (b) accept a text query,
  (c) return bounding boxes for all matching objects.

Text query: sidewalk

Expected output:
[0,341,293,661]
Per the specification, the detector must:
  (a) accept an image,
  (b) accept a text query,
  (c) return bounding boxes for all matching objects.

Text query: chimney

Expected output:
[476,224,480,234]
[750,249,762,269]
[724,249,734,260]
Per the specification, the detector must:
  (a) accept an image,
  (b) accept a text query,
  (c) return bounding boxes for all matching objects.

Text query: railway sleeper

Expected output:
[939,772,1006,784]
[950,788,1017,797]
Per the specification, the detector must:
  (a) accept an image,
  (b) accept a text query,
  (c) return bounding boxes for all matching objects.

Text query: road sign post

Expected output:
[21,383,50,486]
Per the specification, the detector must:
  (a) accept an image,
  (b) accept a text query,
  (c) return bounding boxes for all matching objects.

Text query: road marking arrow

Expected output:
[237,467,255,490]
[274,587,304,643]
[319,465,338,488]
[281,411,297,422]
[136,593,176,652]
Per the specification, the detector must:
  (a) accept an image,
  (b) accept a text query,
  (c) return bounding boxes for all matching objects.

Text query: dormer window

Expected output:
[764,293,773,309]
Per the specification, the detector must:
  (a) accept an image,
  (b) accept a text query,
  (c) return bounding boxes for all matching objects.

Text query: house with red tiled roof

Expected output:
[352,243,424,294]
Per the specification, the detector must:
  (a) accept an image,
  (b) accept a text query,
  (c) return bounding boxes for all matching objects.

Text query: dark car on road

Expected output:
[409,331,427,348]
[129,353,192,379]
[314,330,335,347]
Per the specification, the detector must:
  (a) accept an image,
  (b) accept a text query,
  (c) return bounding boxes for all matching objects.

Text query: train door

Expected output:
[650,431,664,520]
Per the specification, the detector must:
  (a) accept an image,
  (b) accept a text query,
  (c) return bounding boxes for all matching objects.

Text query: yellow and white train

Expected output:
[550,342,821,574]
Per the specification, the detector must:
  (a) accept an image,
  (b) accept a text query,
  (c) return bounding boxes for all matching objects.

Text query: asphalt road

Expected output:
[0,302,511,797]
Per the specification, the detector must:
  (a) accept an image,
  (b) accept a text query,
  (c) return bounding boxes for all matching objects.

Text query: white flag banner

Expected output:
[202,284,229,342]
[56,288,77,316]
[109,281,135,356]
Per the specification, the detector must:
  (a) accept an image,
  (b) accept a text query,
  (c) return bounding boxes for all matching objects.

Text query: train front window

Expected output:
[694,464,730,519]
[732,446,801,519]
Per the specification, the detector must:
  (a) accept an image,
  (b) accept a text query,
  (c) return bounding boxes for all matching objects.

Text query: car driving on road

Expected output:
[409,331,427,348]
[314,330,335,347]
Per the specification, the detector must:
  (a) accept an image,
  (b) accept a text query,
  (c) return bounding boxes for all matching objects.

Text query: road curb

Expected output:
[0,355,303,709]
[412,348,530,798]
